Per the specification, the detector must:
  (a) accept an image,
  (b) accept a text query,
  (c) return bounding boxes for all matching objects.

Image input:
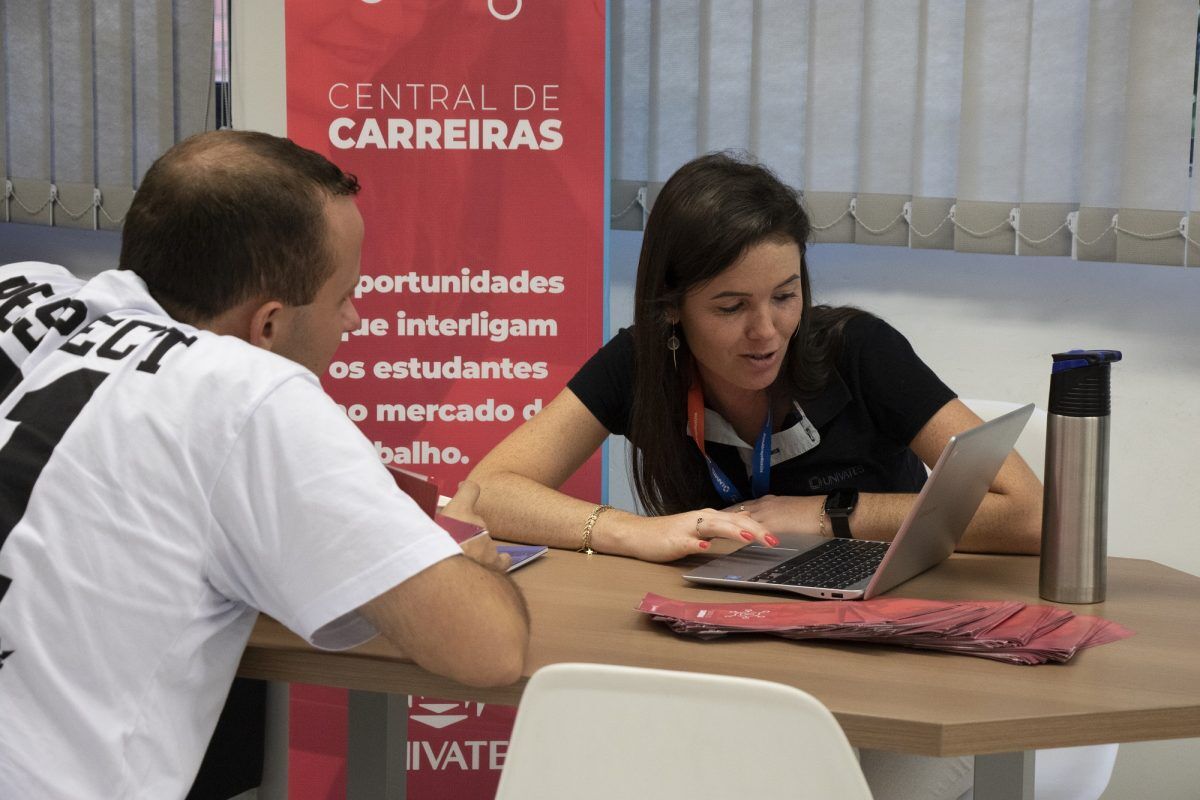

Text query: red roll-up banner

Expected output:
[284,1,605,796]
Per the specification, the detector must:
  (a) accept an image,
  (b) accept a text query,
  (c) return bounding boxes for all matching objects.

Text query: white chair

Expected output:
[958,399,1119,800]
[495,663,873,800]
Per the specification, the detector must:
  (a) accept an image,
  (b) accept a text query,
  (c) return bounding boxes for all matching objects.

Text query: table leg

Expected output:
[258,681,290,800]
[347,690,408,799]
[973,751,1035,800]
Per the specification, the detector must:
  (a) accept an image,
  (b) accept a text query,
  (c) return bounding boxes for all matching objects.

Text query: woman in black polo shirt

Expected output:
[468,152,1041,563]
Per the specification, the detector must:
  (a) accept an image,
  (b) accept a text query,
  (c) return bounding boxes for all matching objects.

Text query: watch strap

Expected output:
[824,489,858,539]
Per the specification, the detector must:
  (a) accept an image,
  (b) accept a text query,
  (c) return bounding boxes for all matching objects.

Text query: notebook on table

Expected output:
[434,513,548,573]
[683,403,1033,600]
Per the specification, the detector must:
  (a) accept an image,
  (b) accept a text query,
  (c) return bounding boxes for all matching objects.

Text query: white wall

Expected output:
[0,225,120,277]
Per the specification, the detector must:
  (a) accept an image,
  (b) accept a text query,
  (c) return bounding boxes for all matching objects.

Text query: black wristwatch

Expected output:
[824,488,859,539]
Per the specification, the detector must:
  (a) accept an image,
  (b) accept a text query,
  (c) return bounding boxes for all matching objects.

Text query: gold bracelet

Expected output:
[818,505,827,537]
[580,503,612,554]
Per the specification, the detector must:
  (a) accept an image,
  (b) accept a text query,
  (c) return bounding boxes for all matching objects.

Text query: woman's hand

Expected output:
[733,494,826,537]
[615,508,779,563]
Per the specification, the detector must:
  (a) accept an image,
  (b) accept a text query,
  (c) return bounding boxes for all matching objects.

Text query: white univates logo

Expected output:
[409,697,487,729]
[488,0,521,20]
[358,0,523,19]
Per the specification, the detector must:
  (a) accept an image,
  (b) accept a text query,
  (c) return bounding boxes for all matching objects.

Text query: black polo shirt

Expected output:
[566,314,956,505]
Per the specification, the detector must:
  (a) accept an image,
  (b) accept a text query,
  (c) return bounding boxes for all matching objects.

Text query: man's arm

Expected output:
[358,553,529,687]
[357,482,528,687]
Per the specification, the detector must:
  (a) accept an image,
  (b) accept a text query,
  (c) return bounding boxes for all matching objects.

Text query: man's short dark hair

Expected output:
[119,130,360,322]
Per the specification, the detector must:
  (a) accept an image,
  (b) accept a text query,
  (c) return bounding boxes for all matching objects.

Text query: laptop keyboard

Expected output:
[750,539,890,589]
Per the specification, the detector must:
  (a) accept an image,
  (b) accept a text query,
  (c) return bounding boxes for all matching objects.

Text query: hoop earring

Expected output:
[667,325,680,370]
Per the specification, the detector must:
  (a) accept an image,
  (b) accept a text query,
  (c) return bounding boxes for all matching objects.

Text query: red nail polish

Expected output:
[698,540,710,550]
[740,531,754,541]
[765,535,780,547]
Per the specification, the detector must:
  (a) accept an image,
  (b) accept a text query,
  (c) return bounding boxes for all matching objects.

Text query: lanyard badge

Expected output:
[687,380,772,503]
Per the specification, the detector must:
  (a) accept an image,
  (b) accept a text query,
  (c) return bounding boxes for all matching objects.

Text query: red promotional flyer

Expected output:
[284,0,605,796]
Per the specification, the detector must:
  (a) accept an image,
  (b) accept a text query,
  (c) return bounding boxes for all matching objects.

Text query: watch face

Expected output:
[825,488,859,515]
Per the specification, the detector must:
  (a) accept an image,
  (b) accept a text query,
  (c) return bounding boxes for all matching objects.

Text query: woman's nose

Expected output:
[745,305,774,339]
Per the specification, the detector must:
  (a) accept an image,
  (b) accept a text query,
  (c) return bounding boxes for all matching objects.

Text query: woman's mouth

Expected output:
[741,350,778,367]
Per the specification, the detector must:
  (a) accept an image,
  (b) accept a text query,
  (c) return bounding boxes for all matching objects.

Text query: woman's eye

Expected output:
[773,292,798,303]
[716,303,742,314]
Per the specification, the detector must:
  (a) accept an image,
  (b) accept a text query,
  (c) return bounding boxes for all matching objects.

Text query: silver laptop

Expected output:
[683,403,1033,600]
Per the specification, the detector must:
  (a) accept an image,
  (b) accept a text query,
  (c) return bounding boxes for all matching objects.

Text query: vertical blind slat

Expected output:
[172,0,212,147]
[650,0,701,182]
[49,0,94,186]
[1021,0,1089,205]
[908,2,963,252]
[8,2,52,183]
[1077,0,1131,209]
[612,0,651,182]
[700,0,754,156]
[1072,0,1132,262]
[1118,0,1195,215]
[912,0,965,201]
[755,0,809,189]
[6,3,52,225]
[133,0,176,186]
[956,0,1031,203]
[0,4,10,187]
[1190,5,1200,266]
[860,0,921,196]
[94,0,134,189]
[805,0,865,193]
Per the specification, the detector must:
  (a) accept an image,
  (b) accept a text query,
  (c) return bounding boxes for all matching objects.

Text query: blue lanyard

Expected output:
[687,380,772,503]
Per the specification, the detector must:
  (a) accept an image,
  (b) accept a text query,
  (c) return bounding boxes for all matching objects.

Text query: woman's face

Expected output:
[676,238,804,403]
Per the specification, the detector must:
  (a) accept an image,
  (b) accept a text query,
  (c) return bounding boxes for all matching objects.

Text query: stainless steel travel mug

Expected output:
[1040,350,1121,604]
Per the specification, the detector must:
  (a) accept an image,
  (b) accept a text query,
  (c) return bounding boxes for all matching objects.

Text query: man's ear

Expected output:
[248,300,286,351]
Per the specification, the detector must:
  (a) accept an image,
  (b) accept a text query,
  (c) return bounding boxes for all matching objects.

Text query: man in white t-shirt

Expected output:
[0,131,529,799]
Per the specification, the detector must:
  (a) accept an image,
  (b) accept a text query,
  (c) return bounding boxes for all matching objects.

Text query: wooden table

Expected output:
[240,552,1200,798]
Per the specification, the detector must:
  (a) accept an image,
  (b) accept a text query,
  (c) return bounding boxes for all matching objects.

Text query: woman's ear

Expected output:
[248,300,285,351]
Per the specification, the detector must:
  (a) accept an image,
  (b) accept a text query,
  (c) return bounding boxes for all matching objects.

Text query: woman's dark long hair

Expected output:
[628,152,861,515]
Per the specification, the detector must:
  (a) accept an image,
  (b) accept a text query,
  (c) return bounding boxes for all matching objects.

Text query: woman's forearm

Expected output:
[849,490,1041,554]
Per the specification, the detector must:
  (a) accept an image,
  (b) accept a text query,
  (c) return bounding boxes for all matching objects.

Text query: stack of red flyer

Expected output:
[637,593,1133,665]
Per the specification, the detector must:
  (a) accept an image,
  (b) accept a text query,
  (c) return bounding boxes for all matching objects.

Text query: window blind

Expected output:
[611,0,1200,268]
[1,0,213,232]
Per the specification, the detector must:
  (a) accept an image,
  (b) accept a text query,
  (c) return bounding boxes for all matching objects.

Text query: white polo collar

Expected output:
[701,402,821,471]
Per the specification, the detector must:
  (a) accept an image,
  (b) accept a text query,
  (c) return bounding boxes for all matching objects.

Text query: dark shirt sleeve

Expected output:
[566,327,636,435]
[842,315,957,446]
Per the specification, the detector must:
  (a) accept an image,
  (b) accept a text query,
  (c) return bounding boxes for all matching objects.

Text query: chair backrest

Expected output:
[960,398,1048,481]
[495,663,873,800]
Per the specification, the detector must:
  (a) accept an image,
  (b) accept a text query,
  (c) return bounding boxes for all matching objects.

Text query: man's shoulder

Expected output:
[1,260,81,282]
[0,261,88,310]
[161,332,323,407]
